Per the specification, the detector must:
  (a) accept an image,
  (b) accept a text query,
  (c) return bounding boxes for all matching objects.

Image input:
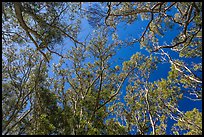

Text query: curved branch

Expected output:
[14,2,49,62]
[93,67,135,115]
[14,2,41,39]
[139,2,164,42]
[161,50,202,84]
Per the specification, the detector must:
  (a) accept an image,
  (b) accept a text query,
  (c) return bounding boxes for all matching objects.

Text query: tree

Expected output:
[86,3,202,134]
[171,108,202,135]
[2,2,202,135]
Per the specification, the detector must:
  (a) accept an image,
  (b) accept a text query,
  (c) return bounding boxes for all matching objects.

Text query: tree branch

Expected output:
[161,50,202,84]
[144,87,155,135]
[14,2,49,62]
[93,67,135,115]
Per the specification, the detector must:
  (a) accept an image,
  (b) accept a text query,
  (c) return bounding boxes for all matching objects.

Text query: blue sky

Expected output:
[83,3,201,134]
[21,2,201,134]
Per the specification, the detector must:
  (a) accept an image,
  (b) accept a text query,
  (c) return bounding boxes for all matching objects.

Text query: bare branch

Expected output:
[161,50,202,84]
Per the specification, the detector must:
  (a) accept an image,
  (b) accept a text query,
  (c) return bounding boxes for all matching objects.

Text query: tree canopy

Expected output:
[2,2,202,135]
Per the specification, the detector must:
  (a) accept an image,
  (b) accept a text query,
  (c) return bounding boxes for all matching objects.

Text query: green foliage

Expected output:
[2,2,202,135]
[172,108,202,135]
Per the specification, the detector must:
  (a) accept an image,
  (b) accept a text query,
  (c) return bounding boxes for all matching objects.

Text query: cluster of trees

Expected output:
[2,2,202,135]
